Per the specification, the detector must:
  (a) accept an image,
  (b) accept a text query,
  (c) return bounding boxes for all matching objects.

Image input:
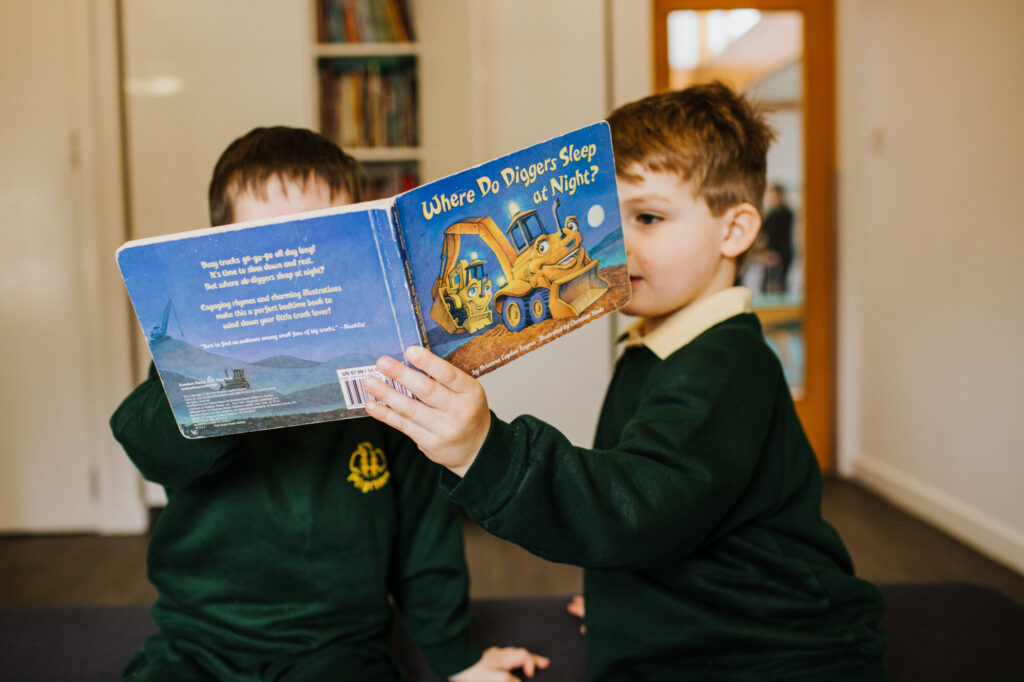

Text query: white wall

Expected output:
[122,0,314,242]
[608,0,653,109]
[0,0,144,532]
[836,0,1024,573]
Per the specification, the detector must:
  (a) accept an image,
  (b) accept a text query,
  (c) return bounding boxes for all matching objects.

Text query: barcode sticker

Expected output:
[337,365,412,409]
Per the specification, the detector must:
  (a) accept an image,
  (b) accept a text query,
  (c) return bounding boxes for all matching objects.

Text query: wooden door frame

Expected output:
[651,0,836,470]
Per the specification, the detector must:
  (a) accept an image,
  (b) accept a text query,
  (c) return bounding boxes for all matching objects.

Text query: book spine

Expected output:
[369,207,426,354]
[370,0,391,42]
[329,0,344,43]
[318,0,345,43]
[368,61,384,146]
[386,0,408,42]
[388,203,429,352]
[318,62,335,143]
[355,0,373,42]
[342,0,360,42]
[396,0,415,41]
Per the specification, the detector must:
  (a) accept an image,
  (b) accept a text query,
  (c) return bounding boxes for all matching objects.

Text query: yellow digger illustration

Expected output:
[430,198,609,334]
[434,257,494,333]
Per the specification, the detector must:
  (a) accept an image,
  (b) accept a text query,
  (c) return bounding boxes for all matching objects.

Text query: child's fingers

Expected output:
[525,651,551,675]
[486,647,550,676]
[404,345,476,394]
[377,350,481,417]
[362,376,431,430]
[362,374,417,416]
[373,354,441,400]
[362,387,433,443]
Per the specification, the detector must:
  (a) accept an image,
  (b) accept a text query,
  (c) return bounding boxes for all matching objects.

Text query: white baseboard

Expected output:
[848,453,1024,576]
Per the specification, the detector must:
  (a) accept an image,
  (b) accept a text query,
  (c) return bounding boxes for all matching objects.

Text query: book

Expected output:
[117,122,630,438]
[319,58,418,150]
[316,0,415,43]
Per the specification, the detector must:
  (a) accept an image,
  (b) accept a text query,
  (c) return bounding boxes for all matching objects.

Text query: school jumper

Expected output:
[111,366,479,681]
[442,287,887,681]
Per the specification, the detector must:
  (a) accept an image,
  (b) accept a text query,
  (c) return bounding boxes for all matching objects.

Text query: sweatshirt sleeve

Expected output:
[442,336,781,569]
[109,364,244,490]
[388,433,481,677]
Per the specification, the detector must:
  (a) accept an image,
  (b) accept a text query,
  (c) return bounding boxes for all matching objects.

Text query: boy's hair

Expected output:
[608,81,775,217]
[208,126,362,226]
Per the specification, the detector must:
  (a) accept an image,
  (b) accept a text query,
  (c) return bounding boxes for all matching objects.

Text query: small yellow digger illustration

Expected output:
[430,199,608,334]
[435,257,494,333]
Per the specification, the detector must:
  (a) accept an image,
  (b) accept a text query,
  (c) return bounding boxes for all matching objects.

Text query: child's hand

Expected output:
[449,646,551,682]
[363,346,491,477]
[567,595,586,634]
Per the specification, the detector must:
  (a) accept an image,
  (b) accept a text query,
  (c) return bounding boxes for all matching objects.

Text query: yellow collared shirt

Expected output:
[620,287,754,359]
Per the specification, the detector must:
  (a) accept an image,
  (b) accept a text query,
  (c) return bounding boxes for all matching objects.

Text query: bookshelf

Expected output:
[314,0,420,199]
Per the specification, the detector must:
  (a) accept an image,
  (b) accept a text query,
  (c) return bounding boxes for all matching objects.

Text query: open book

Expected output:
[117,122,629,437]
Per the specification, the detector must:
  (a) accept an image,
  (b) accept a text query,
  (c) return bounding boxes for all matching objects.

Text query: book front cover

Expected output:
[394,122,630,377]
[117,208,417,437]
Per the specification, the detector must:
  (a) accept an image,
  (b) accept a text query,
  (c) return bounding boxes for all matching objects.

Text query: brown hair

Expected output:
[607,81,775,217]
[208,126,362,226]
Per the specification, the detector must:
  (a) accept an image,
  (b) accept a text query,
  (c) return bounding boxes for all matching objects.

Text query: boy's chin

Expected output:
[618,302,642,318]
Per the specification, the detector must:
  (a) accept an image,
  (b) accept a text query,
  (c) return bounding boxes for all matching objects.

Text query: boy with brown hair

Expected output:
[363,84,888,680]
[112,126,547,681]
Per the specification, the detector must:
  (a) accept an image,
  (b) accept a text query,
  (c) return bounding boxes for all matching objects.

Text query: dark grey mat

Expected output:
[2,583,1021,681]
[878,582,1024,682]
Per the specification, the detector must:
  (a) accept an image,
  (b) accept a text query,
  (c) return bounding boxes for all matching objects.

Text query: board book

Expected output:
[117,122,630,437]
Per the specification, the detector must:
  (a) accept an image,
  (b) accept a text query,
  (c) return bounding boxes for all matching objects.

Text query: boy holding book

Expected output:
[363,84,888,680]
[112,126,547,681]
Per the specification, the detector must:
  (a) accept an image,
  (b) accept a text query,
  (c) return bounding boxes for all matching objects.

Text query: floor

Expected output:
[1,477,1022,608]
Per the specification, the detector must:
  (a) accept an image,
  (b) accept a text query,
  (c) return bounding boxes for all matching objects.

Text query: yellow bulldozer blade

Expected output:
[553,262,609,316]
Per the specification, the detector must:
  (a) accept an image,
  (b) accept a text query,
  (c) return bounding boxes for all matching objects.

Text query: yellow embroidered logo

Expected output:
[348,441,390,493]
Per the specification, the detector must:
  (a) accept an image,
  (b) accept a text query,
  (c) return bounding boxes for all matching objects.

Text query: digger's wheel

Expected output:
[528,290,550,323]
[502,297,528,333]
[445,295,467,328]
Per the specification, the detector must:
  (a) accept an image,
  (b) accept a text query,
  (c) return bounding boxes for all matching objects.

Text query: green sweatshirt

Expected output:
[443,309,887,681]
[111,366,479,679]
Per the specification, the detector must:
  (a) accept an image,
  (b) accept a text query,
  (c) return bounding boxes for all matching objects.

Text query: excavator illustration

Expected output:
[147,299,249,391]
[150,300,184,342]
[204,368,251,391]
[430,198,609,334]
[432,257,494,333]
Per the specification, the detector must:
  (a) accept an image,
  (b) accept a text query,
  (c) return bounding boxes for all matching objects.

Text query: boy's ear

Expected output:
[720,202,761,259]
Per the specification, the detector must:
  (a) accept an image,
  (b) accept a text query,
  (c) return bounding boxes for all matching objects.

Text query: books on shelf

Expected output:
[362,162,419,199]
[319,57,418,150]
[317,0,415,44]
[116,122,630,438]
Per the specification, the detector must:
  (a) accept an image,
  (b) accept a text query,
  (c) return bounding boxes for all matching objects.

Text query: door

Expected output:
[652,0,835,469]
[0,1,120,530]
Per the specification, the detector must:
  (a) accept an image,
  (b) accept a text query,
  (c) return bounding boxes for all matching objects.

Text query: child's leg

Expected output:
[274,638,403,682]
[125,632,404,681]
[121,636,219,681]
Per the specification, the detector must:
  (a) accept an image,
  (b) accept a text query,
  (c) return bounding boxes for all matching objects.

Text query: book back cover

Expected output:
[117,207,418,437]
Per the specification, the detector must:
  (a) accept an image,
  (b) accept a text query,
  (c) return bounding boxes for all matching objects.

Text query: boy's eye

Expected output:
[636,213,661,225]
